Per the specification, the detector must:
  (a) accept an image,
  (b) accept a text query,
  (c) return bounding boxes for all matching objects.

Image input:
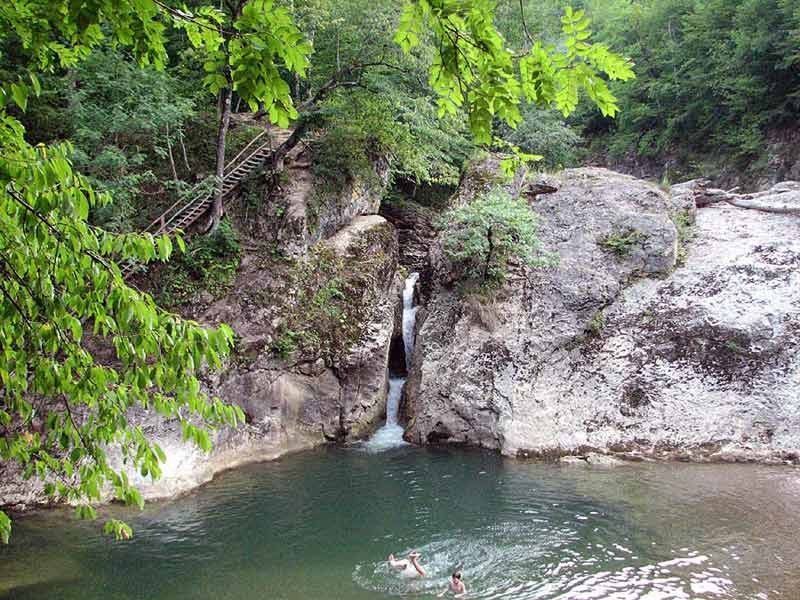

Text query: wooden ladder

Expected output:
[121,128,290,279]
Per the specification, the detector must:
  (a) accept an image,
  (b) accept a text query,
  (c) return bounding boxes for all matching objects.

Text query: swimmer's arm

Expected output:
[411,561,426,577]
[437,590,448,598]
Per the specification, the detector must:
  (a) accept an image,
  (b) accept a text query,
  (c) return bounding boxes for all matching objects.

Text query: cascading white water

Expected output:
[401,272,419,371]
[364,272,419,452]
[363,378,406,451]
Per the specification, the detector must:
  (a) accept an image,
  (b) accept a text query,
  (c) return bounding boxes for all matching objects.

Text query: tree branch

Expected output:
[8,187,116,272]
[0,278,33,331]
[152,0,239,38]
[518,0,535,48]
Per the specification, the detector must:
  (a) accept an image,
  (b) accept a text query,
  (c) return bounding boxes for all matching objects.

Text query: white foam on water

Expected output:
[363,378,407,452]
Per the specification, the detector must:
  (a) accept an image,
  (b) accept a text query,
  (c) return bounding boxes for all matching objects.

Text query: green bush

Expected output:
[671,209,695,266]
[158,219,242,306]
[440,189,546,287]
[272,330,300,359]
[600,229,643,256]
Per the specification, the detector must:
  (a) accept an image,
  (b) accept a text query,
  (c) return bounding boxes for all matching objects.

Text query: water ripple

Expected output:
[3,450,799,599]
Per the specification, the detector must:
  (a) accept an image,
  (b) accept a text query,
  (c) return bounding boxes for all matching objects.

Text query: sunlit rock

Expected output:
[407,162,800,463]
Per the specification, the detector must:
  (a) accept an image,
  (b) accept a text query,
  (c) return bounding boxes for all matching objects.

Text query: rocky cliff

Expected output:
[128,149,402,499]
[0,142,401,508]
[406,162,800,463]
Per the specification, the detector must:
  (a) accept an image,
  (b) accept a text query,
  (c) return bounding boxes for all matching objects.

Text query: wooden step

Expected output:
[122,131,289,281]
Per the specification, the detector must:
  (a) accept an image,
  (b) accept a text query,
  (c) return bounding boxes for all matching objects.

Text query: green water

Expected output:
[2,446,799,599]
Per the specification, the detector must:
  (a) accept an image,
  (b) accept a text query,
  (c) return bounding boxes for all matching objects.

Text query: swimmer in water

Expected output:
[387,551,427,577]
[437,571,466,597]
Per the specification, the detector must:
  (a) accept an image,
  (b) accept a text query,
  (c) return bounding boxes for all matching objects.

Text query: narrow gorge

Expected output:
[364,272,420,452]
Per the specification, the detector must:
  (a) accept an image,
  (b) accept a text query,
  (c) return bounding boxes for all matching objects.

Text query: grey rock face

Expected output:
[379,199,438,299]
[406,165,800,463]
[125,216,400,500]
[275,148,390,258]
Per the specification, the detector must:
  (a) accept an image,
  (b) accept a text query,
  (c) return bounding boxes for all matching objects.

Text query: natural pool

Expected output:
[2,446,799,599]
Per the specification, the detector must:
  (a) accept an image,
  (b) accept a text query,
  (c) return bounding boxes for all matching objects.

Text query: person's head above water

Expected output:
[451,571,462,580]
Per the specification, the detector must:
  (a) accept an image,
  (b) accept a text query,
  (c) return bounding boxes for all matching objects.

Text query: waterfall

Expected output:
[402,272,419,371]
[364,272,419,452]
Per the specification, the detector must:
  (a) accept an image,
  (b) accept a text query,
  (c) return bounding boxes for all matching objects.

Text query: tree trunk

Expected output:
[725,195,800,215]
[268,121,309,171]
[336,29,341,72]
[483,226,494,283]
[674,179,800,215]
[179,129,190,172]
[211,85,233,231]
[165,123,178,181]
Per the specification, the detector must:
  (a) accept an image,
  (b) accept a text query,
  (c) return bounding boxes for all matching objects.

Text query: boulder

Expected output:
[274,147,390,258]
[406,164,800,463]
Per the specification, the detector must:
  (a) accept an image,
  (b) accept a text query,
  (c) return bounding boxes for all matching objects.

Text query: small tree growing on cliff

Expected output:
[440,189,545,286]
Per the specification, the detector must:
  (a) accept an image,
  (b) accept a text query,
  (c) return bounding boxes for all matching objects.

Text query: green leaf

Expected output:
[75,505,97,521]
[29,73,41,96]
[0,511,10,544]
[103,519,133,540]
[10,83,28,111]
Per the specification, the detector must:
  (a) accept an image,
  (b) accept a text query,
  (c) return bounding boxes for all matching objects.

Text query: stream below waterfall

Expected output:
[2,449,800,599]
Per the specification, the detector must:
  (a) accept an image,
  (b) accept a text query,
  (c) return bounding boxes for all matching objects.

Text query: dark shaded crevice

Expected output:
[380,184,446,303]
[387,333,407,378]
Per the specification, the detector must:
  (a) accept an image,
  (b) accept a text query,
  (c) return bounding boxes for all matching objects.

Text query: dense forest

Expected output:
[507,0,800,181]
[1,0,799,545]
[8,0,800,230]
[579,0,800,181]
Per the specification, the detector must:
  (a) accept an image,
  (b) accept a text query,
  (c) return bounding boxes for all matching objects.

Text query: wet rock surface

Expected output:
[559,453,626,467]
[406,164,800,463]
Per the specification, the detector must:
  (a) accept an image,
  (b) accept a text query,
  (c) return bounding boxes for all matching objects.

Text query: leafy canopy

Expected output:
[177,0,312,127]
[302,0,475,188]
[0,115,244,544]
[396,1,634,144]
[578,0,800,172]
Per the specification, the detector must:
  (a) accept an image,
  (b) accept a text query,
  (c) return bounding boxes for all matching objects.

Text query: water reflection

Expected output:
[2,448,799,599]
